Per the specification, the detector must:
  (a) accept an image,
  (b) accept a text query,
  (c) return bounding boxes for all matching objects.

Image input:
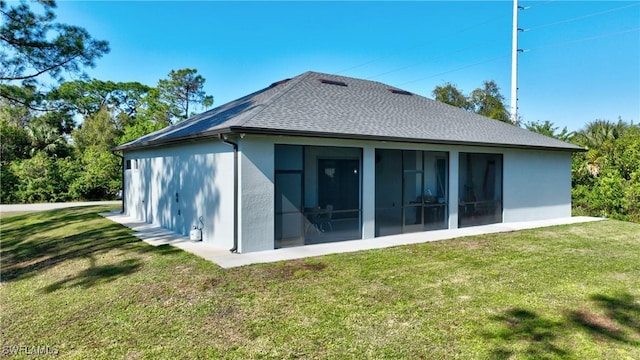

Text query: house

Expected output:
[114,71,583,253]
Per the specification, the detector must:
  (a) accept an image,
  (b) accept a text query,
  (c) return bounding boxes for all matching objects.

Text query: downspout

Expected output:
[112,151,125,214]
[219,134,239,253]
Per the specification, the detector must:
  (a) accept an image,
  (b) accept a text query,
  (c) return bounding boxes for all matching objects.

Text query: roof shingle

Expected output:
[115,71,582,151]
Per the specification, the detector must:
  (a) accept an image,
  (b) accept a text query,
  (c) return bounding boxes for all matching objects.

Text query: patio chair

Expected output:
[305,207,322,234]
[317,204,334,232]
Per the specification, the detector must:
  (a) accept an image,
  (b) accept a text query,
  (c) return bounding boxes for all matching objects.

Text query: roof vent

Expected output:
[269,78,291,88]
[320,79,347,87]
[388,88,412,95]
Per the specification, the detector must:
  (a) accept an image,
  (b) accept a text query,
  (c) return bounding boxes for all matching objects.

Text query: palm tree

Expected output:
[574,119,629,177]
[27,121,69,158]
[524,120,574,142]
[575,119,627,149]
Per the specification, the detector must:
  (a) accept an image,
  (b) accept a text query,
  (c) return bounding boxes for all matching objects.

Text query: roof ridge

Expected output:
[309,71,413,92]
[231,71,314,128]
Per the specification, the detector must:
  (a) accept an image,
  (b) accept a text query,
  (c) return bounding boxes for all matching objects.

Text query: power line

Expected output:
[527,26,640,52]
[366,46,474,79]
[396,53,510,87]
[395,3,638,89]
[525,2,640,31]
[333,13,509,75]
[390,26,637,89]
[523,0,556,11]
[335,1,637,97]
[336,3,562,80]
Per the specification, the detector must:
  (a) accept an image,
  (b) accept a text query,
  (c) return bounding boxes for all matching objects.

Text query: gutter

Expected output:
[114,126,584,153]
[228,127,586,153]
[219,134,239,253]
[111,151,125,214]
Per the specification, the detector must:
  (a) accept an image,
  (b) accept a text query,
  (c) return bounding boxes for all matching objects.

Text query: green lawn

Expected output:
[1,206,639,359]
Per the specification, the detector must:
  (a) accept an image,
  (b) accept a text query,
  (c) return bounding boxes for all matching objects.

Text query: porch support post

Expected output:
[362,146,376,239]
[448,150,459,229]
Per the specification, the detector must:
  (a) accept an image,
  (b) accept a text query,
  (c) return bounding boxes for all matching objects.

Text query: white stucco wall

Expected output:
[123,140,234,248]
[448,150,459,229]
[124,133,574,253]
[503,149,572,222]
[237,138,275,253]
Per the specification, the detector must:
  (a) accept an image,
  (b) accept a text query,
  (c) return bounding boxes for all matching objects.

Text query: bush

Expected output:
[69,147,121,200]
[572,122,640,222]
[7,152,78,203]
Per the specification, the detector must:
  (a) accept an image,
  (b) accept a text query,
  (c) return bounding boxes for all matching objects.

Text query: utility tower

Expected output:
[510,0,524,125]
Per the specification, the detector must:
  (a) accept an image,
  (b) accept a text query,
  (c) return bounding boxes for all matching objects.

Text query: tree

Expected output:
[158,68,213,123]
[0,0,109,107]
[51,79,151,127]
[136,87,172,127]
[118,118,165,146]
[0,118,30,163]
[573,119,627,150]
[70,107,122,200]
[72,107,120,153]
[431,80,511,123]
[69,147,120,200]
[432,82,471,110]
[571,119,639,222]
[469,80,510,123]
[0,97,30,127]
[573,119,628,177]
[8,151,77,203]
[26,117,70,158]
[524,120,573,142]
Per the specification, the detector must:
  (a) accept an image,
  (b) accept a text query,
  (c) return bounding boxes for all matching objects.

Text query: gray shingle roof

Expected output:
[115,71,582,151]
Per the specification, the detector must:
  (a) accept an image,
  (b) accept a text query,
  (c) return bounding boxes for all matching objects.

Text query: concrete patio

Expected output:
[100,211,602,269]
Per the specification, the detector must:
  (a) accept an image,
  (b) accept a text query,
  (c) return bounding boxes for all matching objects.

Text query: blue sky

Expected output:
[54,1,639,132]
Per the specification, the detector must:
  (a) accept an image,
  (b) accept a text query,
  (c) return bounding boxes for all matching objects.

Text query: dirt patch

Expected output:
[259,260,328,281]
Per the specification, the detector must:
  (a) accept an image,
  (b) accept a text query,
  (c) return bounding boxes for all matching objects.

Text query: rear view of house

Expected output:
[114,71,582,253]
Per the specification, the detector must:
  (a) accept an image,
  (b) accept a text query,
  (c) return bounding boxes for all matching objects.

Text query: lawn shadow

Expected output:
[42,257,142,293]
[485,293,640,358]
[1,207,182,283]
[568,293,640,345]
[485,308,570,359]
[2,224,137,282]
[0,206,114,242]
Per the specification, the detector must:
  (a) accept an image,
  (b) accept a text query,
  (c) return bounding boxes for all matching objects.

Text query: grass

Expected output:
[1,206,639,359]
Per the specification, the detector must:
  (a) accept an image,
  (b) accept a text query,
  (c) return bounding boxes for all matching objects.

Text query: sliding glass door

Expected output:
[274,145,362,248]
[402,151,424,233]
[458,153,503,227]
[375,149,448,237]
[275,145,304,248]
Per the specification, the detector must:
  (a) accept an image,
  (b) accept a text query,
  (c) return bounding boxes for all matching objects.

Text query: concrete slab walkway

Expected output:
[1,201,121,213]
[100,211,603,269]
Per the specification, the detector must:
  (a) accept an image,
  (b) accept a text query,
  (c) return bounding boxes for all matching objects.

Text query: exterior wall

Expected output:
[361,147,376,239]
[123,140,235,248]
[448,150,459,229]
[503,149,572,221]
[124,134,573,253]
[239,135,574,252]
[237,138,275,253]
